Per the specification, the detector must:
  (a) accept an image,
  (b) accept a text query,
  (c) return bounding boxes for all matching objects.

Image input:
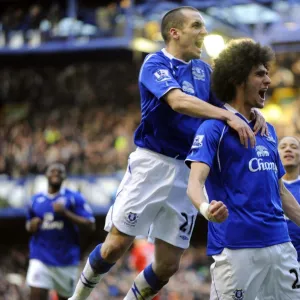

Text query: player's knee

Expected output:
[101,229,134,263]
[101,241,126,262]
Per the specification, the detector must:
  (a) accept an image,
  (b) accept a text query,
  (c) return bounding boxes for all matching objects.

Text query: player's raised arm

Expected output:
[279,179,300,226]
[164,89,255,148]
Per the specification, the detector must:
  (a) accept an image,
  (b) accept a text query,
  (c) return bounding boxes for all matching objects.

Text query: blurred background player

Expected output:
[278,136,300,265]
[69,6,267,300]
[25,163,95,300]
[186,39,300,299]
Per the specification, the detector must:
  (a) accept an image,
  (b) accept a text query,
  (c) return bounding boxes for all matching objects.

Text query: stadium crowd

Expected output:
[0,0,130,45]
[0,243,211,300]
[0,61,140,178]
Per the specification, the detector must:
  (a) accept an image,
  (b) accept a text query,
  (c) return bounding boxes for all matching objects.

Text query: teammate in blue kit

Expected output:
[278,136,300,266]
[186,39,300,300]
[70,7,267,300]
[26,163,95,300]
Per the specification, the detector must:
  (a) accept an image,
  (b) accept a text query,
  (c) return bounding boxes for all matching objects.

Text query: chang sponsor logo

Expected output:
[249,144,277,173]
[255,145,269,157]
[41,213,64,230]
[249,158,278,173]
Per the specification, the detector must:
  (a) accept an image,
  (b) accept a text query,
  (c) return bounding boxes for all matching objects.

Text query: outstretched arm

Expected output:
[165,89,255,148]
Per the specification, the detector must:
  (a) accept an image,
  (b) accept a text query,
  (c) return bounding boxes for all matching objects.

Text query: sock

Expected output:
[69,244,115,300]
[124,264,168,300]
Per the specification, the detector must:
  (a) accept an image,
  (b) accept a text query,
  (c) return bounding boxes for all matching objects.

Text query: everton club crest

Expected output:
[192,67,205,81]
[232,289,244,300]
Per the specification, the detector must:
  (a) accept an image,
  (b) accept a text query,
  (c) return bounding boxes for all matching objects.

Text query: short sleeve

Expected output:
[272,127,286,179]
[276,156,286,179]
[185,120,224,168]
[73,193,95,222]
[139,55,181,100]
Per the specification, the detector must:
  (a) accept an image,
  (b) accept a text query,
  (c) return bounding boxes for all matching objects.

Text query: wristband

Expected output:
[199,202,210,220]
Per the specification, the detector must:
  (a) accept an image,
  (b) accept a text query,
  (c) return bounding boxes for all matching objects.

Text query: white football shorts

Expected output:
[210,242,300,300]
[26,259,78,298]
[104,147,198,249]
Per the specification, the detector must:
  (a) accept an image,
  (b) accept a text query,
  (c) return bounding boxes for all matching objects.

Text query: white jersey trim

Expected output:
[161,48,191,64]
[138,53,156,82]
[224,103,252,123]
[283,176,300,184]
[217,126,227,172]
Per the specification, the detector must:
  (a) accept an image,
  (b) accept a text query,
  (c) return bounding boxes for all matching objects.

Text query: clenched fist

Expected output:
[207,200,229,223]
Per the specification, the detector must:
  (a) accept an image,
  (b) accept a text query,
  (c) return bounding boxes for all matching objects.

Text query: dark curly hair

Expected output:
[211,38,275,103]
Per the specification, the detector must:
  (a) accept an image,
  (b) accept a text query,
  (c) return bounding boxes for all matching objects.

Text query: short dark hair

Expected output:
[279,136,300,147]
[161,6,199,43]
[211,39,275,103]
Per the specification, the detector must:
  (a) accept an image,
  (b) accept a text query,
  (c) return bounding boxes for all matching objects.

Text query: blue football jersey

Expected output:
[185,105,290,255]
[283,177,300,261]
[27,188,95,266]
[134,48,222,160]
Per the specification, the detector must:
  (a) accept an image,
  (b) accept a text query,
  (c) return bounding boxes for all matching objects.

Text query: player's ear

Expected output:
[169,28,180,40]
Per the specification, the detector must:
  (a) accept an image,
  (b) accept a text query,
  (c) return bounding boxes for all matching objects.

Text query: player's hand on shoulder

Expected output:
[208,200,228,223]
[250,108,269,136]
[52,201,66,214]
[226,113,256,148]
[29,217,42,233]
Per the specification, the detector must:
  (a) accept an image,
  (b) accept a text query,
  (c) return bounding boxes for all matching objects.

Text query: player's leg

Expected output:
[70,148,175,300]
[210,248,270,300]
[124,160,195,300]
[256,242,300,300]
[69,226,135,300]
[26,259,54,300]
[52,264,79,300]
[124,238,185,299]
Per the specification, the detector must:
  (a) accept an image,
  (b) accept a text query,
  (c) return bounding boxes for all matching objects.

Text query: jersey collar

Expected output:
[224,103,253,124]
[46,188,66,199]
[161,48,191,65]
[283,176,300,184]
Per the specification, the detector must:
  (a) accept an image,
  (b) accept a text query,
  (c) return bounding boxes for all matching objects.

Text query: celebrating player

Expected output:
[26,163,95,300]
[278,136,300,265]
[70,7,267,300]
[186,39,300,299]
